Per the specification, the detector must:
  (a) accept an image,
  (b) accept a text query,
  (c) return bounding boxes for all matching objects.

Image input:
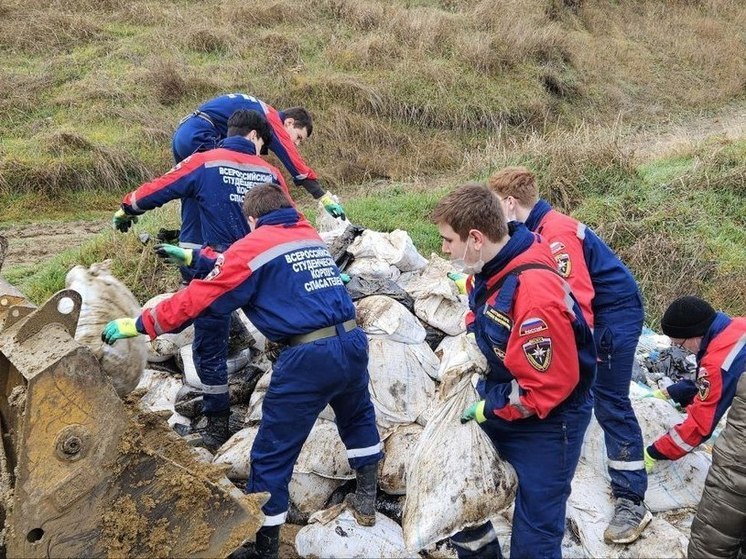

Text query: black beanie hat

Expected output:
[661,296,716,339]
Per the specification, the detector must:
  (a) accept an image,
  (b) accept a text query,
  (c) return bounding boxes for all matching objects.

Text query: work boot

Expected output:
[343,462,378,526]
[255,525,280,559]
[199,410,230,452]
[603,498,652,544]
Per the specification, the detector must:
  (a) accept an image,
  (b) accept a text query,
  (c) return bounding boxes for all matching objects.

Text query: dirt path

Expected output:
[0,219,109,270]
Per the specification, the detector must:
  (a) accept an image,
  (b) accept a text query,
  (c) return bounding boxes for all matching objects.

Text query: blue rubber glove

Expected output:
[644,447,656,473]
[320,192,346,220]
[154,244,193,266]
[101,318,139,345]
[112,208,139,233]
[460,400,487,424]
[447,272,467,294]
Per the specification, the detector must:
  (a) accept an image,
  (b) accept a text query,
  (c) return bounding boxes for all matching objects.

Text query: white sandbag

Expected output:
[380,423,423,495]
[297,510,413,559]
[142,293,195,362]
[403,254,459,300]
[65,260,147,396]
[290,472,346,515]
[246,370,272,425]
[567,460,689,558]
[295,419,354,480]
[582,396,711,512]
[317,204,349,235]
[434,334,488,382]
[345,257,401,280]
[356,295,426,344]
[237,309,266,353]
[136,369,183,414]
[347,229,427,272]
[403,375,517,552]
[413,296,468,337]
[212,425,259,481]
[318,404,336,422]
[367,338,437,433]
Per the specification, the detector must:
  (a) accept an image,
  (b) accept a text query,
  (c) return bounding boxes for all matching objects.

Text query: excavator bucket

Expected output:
[0,252,267,558]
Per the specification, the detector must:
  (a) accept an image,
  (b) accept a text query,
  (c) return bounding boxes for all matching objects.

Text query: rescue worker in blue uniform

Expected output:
[103,183,383,559]
[113,110,289,450]
[431,183,595,559]
[172,93,345,256]
[488,167,649,543]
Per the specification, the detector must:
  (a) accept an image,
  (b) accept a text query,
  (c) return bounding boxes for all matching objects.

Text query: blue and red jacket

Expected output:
[136,208,355,342]
[466,223,596,421]
[525,199,639,327]
[121,137,289,251]
[649,313,746,460]
[188,93,319,187]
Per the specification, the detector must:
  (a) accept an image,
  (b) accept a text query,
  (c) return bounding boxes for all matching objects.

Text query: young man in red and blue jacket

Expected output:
[431,183,595,559]
[113,110,286,449]
[172,92,344,252]
[103,184,382,559]
[489,167,650,544]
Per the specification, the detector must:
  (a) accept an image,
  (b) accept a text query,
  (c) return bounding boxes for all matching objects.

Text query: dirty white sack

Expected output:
[434,334,488,383]
[65,260,147,396]
[379,423,423,495]
[297,510,414,559]
[295,419,355,480]
[246,369,272,425]
[136,369,182,414]
[142,293,194,363]
[290,472,346,515]
[367,338,437,434]
[347,229,427,272]
[213,425,260,481]
[403,375,517,552]
[345,257,402,280]
[356,295,426,344]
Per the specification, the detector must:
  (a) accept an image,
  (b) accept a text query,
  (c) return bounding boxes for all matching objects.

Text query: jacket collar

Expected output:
[524,199,552,232]
[697,312,732,363]
[220,135,259,155]
[477,221,535,279]
[256,207,300,228]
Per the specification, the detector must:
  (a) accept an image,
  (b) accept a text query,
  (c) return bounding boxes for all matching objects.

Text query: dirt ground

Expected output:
[0,106,743,272]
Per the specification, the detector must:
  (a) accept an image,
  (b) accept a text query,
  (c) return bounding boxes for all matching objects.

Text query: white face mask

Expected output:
[451,236,484,274]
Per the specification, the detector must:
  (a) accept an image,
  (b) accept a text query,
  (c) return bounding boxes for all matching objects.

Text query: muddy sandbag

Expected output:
[356,295,426,344]
[65,260,147,396]
[403,375,517,552]
[367,338,438,433]
[142,293,195,363]
[136,369,183,414]
[345,257,401,280]
[567,460,689,558]
[246,369,272,424]
[212,425,260,481]
[404,255,468,336]
[298,510,412,559]
[347,229,427,273]
[380,423,423,495]
[582,395,711,512]
[296,419,355,480]
[434,334,488,383]
[290,472,346,518]
[345,276,415,312]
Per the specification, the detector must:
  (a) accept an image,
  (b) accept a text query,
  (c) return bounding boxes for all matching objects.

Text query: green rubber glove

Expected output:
[644,447,656,474]
[320,192,346,220]
[447,271,468,294]
[460,400,487,424]
[644,389,668,400]
[112,208,139,233]
[101,318,139,345]
[154,243,193,266]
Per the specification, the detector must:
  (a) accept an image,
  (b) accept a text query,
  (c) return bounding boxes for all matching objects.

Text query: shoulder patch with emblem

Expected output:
[519,317,548,336]
[696,378,711,401]
[550,241,565,254]
[522,336,552,372]
[555,253,571,278]
[204,254,225,281]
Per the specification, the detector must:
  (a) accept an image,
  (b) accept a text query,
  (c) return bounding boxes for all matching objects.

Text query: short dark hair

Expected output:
[430,182,508,242]
[227,109,273,148]
[243,183,293,219]
[282,107,313,137]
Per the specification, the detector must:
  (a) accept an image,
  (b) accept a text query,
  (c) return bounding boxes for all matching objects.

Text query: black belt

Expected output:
[179,110,215,127]
[286,319,357,347]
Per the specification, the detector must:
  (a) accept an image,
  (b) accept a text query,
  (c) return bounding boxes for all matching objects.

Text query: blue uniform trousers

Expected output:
[247,327,383,526]
[593,292,647,502]
[451,392,592,559]
[192,310,231,414]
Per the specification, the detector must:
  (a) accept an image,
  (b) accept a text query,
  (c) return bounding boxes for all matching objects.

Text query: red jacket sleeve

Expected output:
[651,362,723,460]
[122,154,203,215]
[491,302,580,420]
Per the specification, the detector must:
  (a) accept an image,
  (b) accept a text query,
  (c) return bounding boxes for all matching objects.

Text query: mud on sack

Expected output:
[65,260,147,396]
[402,374,517,552]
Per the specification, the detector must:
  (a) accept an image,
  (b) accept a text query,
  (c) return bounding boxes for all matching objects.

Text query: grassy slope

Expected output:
[1,0,745,323]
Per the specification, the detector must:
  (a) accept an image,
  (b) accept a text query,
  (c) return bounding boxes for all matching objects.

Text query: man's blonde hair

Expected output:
[488,166,539,207]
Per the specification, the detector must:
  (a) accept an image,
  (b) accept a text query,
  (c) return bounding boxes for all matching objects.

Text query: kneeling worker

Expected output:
[102,183,383,559]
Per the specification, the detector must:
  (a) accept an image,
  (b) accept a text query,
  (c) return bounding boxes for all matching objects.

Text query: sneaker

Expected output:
[603,498,653,544]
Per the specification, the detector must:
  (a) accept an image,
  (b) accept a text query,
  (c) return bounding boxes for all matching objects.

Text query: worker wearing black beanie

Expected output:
[660,296,717,340]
